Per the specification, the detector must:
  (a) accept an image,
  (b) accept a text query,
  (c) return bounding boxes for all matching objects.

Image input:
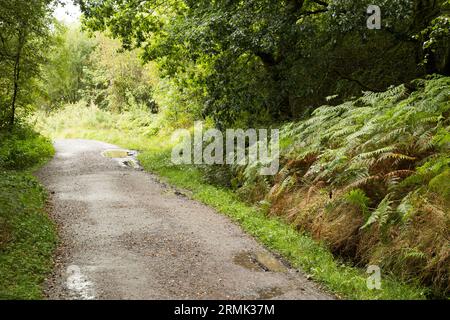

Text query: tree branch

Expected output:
[310,0,329,8]
[333,69,383,93]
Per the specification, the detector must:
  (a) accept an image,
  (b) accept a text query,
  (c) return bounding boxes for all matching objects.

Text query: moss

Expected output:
[429,169,450,202]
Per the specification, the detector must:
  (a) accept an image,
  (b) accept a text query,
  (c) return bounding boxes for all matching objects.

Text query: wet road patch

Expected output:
[233,251,287,273]
[102,150,130,158]
[101,149,142,170]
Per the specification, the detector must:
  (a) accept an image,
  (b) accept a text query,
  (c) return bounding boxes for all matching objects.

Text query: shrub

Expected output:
[0,125,54,171]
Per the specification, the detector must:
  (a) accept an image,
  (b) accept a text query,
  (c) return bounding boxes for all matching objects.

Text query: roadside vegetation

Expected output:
[0,0,57,299]
[0,126,55,299]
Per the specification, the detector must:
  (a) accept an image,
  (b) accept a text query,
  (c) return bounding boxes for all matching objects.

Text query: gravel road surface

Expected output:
[37,139,333,300]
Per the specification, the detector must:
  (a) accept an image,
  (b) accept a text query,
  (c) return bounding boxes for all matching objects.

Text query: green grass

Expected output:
[36,105,428,299]
[0,127,57,300]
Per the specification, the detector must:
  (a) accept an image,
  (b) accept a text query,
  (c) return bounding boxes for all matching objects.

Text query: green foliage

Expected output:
[78,0,450,127]
[0,125,54,170]
[396,191,418,222]
[40,28,158,114]
[416,1,450,73]
[152,66,206,127]
[82,33,158,113]
[0,172,57,299]
[0,0,55,128]
[34,101,164,142]
[230,76,449,296]
[0,0,58,299]
[41,24,96,110]
[344,189,370,215]
[361,194,393,230]
[428,169,450,201]
[281,76,450,199]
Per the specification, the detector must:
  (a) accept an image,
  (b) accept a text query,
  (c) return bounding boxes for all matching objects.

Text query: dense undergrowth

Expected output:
[216,76,449,298]
[34,76,450,299]
[0,125,56,299]
[269,76,450,298]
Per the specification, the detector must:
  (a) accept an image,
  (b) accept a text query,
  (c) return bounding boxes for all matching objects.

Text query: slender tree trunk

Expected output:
[10,31,25,128]
[10,71,19,127]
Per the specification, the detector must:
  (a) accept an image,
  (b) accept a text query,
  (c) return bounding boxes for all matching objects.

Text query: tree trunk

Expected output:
[10,31,25,128]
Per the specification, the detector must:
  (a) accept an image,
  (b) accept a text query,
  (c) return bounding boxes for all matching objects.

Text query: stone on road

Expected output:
[37,139,332,300]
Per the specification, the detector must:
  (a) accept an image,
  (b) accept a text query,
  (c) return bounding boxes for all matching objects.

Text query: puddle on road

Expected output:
[233,251,287,273]
[101,149,142,169]
[102,149,131,159]
[254,252,288,273]
[233,252,262,271]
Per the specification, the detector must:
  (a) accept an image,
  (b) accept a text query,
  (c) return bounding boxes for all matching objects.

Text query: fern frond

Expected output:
[361,194,393,229]
[377,153,416,163]
[345,175,381,191]
[384,170,415,179]
[344,189,370,214]
[355,145,397,160]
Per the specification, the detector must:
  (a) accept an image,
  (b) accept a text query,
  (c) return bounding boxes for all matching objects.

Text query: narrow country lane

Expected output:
[37,139,333,300]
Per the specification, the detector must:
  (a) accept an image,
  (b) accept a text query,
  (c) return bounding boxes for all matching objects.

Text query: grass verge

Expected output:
[0,126,56,299]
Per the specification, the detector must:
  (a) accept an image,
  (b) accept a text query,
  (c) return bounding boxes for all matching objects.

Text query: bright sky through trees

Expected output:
[54,0,81,24]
